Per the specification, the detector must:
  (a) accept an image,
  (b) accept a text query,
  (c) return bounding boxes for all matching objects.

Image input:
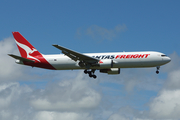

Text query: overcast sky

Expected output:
[0,0,180,120]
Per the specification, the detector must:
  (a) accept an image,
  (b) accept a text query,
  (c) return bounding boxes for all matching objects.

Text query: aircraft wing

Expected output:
[8,54,35,62]
[52,45,99,63]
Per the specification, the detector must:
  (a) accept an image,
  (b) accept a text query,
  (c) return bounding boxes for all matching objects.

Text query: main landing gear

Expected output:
[156,66,160,74]
[84,69,97,79]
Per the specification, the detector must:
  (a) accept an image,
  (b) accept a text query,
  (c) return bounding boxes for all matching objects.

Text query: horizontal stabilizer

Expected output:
[8,54,35,63]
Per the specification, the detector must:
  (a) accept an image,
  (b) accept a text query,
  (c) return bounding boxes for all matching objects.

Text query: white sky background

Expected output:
[0,1,180,120]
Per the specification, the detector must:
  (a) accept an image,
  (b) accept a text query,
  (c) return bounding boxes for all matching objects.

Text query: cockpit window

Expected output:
[161,54,167,57]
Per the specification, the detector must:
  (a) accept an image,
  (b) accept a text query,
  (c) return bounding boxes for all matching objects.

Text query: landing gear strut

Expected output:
[84,69,97,79]
[156,66,160,74]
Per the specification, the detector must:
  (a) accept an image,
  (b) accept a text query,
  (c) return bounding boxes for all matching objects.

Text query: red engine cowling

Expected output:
[100,68,120,74]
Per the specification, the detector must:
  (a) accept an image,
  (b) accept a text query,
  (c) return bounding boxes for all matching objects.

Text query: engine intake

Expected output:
[78,61,86,67]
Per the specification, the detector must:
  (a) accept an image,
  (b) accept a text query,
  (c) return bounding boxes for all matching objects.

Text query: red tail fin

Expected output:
[12,32,42,59]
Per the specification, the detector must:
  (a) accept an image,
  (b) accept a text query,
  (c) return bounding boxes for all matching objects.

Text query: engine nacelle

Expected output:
[100,68,120,74]
[78,61,86,67]
[99,59,113,68]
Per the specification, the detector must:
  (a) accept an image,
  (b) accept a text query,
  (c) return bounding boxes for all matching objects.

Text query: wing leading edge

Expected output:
[52,45,100,68]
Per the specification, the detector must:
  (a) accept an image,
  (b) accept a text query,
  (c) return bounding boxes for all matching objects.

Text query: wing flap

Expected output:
[8,54,35,63]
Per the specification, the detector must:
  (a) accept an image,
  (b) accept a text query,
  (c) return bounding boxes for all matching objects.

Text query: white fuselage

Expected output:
[43,51,171,70]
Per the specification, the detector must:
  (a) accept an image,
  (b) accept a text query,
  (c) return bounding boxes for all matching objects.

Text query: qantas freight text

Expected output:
[92,54,150,59]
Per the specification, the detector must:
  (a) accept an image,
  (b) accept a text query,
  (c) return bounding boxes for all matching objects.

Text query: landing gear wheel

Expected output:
[84,70,88,74]
[156,66,160,74]
[84,69,97,79]
[89,73,92,77]
[92,75,97,79]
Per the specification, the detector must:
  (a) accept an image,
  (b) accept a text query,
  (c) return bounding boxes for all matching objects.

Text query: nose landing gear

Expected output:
[156,66,160,74]
[84,69,97,79]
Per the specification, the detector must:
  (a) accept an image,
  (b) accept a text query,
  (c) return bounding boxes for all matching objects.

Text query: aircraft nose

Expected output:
[163,57,171,63]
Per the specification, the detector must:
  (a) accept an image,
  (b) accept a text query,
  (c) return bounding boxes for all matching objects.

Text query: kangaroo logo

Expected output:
[15,40,41,62]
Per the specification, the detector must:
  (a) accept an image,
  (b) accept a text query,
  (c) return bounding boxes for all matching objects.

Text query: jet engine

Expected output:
[78,61,86,67]
[100,68,120,74]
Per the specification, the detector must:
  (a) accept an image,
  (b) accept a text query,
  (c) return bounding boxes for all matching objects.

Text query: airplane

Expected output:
[8,32,171,79]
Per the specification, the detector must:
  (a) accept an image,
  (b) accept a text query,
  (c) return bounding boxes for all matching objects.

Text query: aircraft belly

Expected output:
[112,57,164,68]
[49,58,80,70]
[113,59,143,68]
